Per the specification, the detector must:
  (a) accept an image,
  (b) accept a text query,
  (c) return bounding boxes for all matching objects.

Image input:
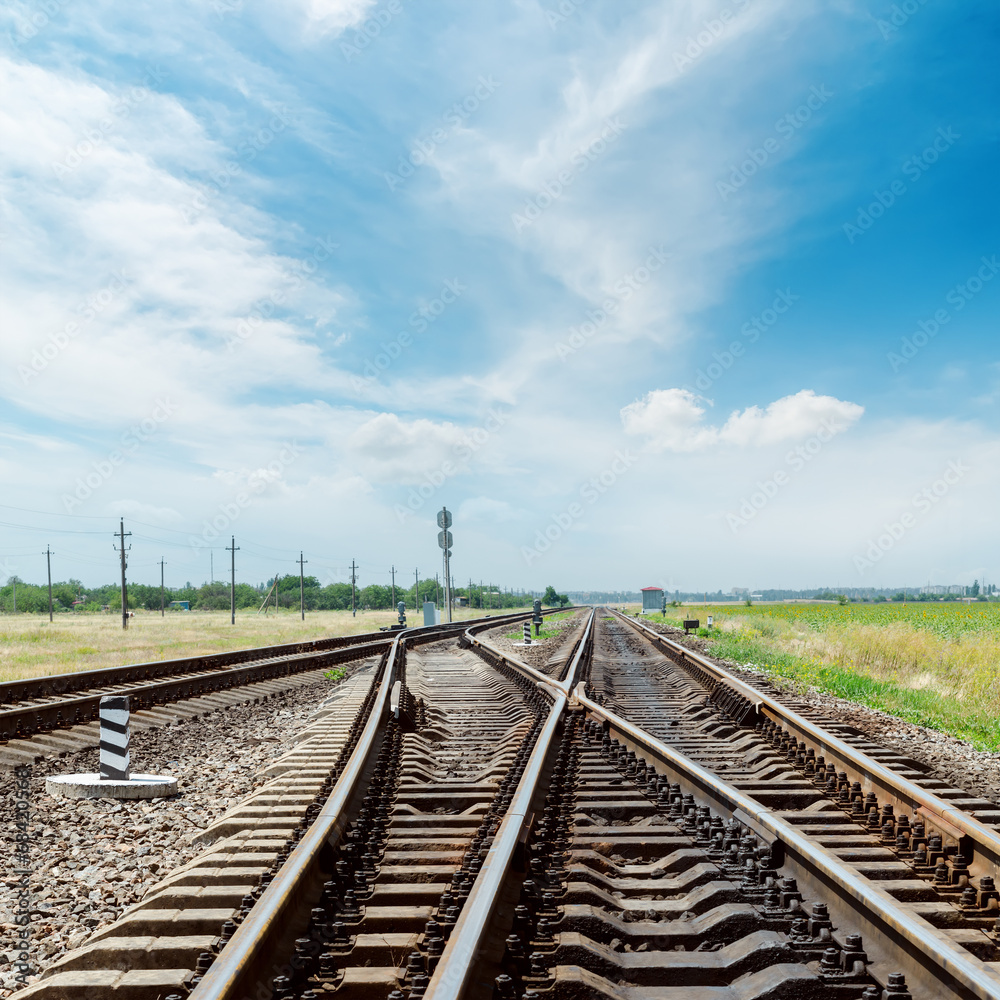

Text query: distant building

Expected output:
[169,600,190,611]
[641,587,664,613]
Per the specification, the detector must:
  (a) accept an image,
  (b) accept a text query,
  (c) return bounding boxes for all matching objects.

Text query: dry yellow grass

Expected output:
[0,607,525,683]
[714,612,1000,728]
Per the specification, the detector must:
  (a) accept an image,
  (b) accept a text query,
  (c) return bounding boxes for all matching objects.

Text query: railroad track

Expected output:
[16,607,1000,1000]
[0,614,538,766]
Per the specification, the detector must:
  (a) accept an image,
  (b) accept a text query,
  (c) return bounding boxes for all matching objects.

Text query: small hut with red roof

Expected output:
[641,586,664,614]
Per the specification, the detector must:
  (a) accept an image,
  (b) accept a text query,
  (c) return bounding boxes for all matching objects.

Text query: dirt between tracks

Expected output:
[0,675,350,996]
[485,609,588,678]
[644,621,1000,811]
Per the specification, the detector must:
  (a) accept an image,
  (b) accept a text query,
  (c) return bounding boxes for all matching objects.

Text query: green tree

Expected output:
[359,584,392,609]
[542,585,570,607]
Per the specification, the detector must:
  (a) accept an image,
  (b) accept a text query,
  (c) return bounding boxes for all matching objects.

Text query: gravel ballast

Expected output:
[0,676,340,997]
[647,620,1000,810]
[485,609,587,676]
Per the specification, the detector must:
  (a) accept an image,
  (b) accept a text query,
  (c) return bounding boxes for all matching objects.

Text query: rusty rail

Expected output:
[576,686,1000,1000]
[0,612,544,742]
[422,609,597,998]
[611,608,1000,887]
[0,628,394,705]
[187,609,558,1000]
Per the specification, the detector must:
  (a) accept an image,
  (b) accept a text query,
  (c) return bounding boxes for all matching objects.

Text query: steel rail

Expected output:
[0,608,551,707]
[188,630,408,1000]
[0,640,390,741]
[0,628,394,705]
[187,610,551,1000]
[422,609,598,1000]
[0,612,533,742]
[577,686,1000,1000]
[611,608,1000,881]
[424,690,566,1000]
[459,608,1000,1000]
[463,607,596,698]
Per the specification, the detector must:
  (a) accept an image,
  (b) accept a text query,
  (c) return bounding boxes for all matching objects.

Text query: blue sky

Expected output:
[1,0,998,594]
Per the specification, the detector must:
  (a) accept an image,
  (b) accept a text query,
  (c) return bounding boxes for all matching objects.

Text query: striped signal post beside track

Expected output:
[523,622,531,644]
[99,695,131,781]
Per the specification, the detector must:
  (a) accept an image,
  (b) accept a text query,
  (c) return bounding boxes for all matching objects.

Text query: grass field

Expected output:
[0,607,529,683]
[643,602,1000,750]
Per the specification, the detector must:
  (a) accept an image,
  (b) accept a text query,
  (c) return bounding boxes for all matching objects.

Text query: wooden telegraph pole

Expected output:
[298,551,307,621]
[227,537,239,624]
[115,520,131,630]
[46,545,53,622]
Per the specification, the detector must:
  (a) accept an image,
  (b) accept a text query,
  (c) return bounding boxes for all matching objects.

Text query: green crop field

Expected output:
[706,601,1000,640]
[645,602,1000,751]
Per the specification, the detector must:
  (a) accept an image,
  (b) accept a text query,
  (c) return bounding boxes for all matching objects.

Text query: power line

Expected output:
[0,502,112,520]
[0,519,109,534]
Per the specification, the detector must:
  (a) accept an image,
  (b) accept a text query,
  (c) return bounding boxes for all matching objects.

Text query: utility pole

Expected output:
[210,550,214,584]
[298,551,307,621]
[390,565,396,608]
[115,519,131,630]
[12,578,16,614]
[45,545,53,622]
[160,559,166,616]
[414,567,419,610]
[435,574,440,607]
[351,560,357,617]
[274,572,280,614]
[227,537,239,625]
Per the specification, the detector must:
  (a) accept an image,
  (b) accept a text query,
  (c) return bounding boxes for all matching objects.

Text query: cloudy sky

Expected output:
[1,0,997,594]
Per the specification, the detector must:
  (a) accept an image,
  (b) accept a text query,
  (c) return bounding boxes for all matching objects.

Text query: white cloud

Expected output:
[290,0,377,35]
[347,412,469,484]
[458,497,523,523]
[108,499,184,523]
[425,1,801,339]
[0,55,357,439]
[621,388,864,451]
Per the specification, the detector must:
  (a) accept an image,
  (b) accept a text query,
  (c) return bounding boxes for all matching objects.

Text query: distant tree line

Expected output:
[0,576,538,614]
[814,587,995,604]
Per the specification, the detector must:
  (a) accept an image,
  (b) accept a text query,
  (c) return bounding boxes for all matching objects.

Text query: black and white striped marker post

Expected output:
[46,692,177,799]
[523,622,531,645]
[99,695,131,781]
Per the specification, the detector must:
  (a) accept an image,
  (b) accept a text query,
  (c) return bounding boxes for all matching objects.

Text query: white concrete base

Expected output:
[46,773,179,800]
[512,641,535,647]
